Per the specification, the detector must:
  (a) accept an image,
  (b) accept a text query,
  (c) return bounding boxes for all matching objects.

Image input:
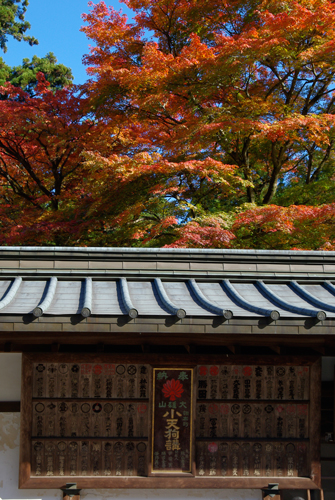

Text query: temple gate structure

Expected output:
[0,247,334,500]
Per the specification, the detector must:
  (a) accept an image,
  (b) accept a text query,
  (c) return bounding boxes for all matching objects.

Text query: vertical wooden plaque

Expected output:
[151,368,194,475]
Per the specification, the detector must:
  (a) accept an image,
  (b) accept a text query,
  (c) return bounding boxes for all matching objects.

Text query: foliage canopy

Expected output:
[1,0,335,249]
[0,53,73,94]
[0,0,37,52]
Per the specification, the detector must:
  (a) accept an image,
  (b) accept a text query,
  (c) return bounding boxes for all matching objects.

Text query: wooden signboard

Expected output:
[194,363,311,478]
[20,354,321,490]
[151,368,193,474]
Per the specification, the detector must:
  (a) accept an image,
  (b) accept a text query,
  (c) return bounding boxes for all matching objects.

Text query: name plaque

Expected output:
[151,368,194,474]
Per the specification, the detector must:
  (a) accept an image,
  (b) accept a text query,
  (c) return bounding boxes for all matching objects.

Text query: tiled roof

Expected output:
[0,276,334,319]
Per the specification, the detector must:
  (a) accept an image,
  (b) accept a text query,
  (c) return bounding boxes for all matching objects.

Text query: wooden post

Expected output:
[310,358,322,488]
[307,490,325,500]
[19,354,33,488]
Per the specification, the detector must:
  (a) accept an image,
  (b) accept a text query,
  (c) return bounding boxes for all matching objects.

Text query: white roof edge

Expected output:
[0,246,334,256]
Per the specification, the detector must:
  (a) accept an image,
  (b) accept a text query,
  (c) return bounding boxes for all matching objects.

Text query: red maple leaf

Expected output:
[162,379,184,401]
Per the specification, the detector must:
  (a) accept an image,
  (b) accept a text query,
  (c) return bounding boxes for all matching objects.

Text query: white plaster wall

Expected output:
[0,412,59,500]
[0,354,22,401]
[0,413,261,500]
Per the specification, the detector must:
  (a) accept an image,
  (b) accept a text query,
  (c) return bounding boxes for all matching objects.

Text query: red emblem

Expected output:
[199,366,208,376]
[297,404,308,415]
[93,364,102,375]
[104,364,115,375]
[162,379,184,401]
[81,364,92,375]
[208,442,218,453]
[243,366,252,376]
[137,404,147,414]
[210,366,219,376]
[208,404,219,414]
[220,404,229,415]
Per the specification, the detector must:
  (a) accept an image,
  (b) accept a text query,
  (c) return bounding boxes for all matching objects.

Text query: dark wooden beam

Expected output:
[0,401,20,412]
[0,330,335,347]
[51,342,60,353]
[311,346,326,355]
[96,342,105,353]
[141,343,150,353]
[268,346,281,354]
[233,345,241,355]
[184,344,196,354]
[4,341,12,352]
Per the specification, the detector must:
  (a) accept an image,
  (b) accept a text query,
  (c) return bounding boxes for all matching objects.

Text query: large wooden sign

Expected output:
[151,368,193,474]
[194,363,311,478]
[30,360,150,478]
[20,354,321,490]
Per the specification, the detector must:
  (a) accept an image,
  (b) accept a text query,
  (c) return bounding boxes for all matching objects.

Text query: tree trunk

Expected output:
[262,141,289,204]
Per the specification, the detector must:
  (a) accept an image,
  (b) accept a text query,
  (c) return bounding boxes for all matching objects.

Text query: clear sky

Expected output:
[2,0,134,84]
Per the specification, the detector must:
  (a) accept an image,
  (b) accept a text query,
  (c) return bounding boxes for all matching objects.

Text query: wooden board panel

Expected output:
[19,354,321,490]
[22,357,151,486]
[194,363,313,479]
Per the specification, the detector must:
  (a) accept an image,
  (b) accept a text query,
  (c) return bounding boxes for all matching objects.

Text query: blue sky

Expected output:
[3,0,134,84]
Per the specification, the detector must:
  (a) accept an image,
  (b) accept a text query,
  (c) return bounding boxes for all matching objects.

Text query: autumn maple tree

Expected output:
[0,73,242,245]
[1,0,335,248]
[0,75,130,244]
[78,0,335,249]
